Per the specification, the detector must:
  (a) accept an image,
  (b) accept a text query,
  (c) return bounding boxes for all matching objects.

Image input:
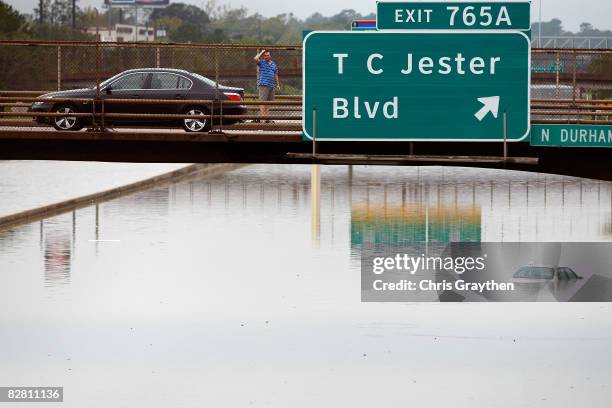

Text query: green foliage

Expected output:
[23,24,93,41]
[579,22,612,37]
[531,18,570,37]
[34,0,80,26]
[151,3,212,42]
[1,0,611,46]
[151,3,210,26]
[588,54,612,99]
[0,1,24,36]
[171,23,207,43]
[532,18,612,38]
[149,4,377,44]
[0,0,92,40]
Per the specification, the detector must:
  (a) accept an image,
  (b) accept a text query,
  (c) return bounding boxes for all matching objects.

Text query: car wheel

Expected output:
[182,107,211,132]
[52,104,83,131]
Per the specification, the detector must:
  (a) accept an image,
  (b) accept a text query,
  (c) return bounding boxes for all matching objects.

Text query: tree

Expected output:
[0,1,24,36]
[151,2,211,43]
[151,3,210,26]
[34,0,80,26]
[588,54,612,99]
[531,18,570,37]
[578,22,612,37]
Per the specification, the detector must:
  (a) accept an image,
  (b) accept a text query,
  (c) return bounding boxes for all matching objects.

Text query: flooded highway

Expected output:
[1,164,611,407]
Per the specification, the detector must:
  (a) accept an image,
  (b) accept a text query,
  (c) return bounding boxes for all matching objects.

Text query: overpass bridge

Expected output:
[0,41,611,180]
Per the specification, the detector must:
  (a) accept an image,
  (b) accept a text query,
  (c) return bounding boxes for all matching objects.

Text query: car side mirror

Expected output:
[105,86,112,94]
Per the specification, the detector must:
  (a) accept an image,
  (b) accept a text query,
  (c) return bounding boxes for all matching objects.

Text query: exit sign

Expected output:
[377,2,531,31]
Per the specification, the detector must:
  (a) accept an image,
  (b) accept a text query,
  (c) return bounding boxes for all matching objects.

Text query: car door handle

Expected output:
[131,94,140,98]
[174,94,186,99]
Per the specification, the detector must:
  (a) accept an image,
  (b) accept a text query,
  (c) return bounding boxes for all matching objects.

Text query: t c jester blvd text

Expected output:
[331,51,503,120]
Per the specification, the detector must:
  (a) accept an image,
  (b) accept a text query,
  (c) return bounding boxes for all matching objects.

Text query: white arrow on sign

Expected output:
[474,96,500,122]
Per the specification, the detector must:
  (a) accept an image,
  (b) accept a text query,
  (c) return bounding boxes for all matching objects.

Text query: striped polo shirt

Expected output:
[258,59,278,88]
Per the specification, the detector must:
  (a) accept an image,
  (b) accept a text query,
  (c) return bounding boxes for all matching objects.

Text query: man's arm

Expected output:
[275,73,281,90]
[254,49,266,63]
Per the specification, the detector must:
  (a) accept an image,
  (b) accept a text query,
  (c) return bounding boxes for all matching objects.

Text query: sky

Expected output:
[6,0,612,32]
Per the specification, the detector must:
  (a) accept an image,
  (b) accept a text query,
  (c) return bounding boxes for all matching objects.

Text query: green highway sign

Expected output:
[377,2,531,31]
[303,31,530,141]
[531,124,612,148]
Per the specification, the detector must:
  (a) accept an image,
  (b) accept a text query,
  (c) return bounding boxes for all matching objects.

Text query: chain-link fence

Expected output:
[531,49,612,122]
[0,41,302,94]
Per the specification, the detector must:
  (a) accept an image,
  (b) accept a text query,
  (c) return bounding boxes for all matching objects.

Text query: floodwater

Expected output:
[0,164,611,407]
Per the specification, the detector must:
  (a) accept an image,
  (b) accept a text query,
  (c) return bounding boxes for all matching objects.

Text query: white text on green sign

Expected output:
[376,2,531,31]
[531,125,612,148]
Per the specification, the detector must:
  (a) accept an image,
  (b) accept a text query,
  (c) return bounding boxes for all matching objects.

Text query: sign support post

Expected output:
[312,106,317,158]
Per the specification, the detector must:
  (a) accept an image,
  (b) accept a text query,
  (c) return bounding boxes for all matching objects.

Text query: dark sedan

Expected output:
[30,68,247,132]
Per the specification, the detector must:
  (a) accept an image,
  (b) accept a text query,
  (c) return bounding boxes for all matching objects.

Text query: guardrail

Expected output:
[0,94,303,133]
[531,98,612,125]
[533,37,612,49]
[0,94,609,132]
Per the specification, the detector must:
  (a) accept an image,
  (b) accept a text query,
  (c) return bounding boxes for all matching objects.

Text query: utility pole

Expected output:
[538,0,542,47]
[39,0,43,24]
[72,0,76,28]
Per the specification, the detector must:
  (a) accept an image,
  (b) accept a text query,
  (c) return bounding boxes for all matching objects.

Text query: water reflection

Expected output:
[348,168,612,246]
[43,223,71,287]
[0,166,611,293]
[311,165,321,246]
[352,204,482,247]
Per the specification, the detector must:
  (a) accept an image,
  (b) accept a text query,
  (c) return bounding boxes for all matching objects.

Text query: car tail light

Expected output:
[223,92,242,101]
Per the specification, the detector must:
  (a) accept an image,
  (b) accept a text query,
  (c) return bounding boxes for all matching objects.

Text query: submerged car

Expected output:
[511,265,583,301]
[30,68,247,132]
[512,265,582,282]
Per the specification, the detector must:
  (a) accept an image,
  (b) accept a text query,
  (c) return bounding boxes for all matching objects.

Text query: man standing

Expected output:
[254,49,280,122]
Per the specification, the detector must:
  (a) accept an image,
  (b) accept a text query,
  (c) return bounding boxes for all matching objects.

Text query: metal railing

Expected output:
[533,36,612,49]
[0,93,609,131]
[531,98,612,124]
[0,94,303,134]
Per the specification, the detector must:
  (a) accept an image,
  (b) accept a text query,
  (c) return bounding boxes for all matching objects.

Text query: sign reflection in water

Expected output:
[347,167,612,250]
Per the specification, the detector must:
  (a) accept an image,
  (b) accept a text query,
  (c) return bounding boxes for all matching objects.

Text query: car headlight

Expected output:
[32,96,53,107]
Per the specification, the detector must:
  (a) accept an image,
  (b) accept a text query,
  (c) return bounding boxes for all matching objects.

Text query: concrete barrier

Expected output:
[0,163,245,232]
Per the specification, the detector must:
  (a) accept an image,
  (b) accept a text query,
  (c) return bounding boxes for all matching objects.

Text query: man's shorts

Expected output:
[258,85,275,101]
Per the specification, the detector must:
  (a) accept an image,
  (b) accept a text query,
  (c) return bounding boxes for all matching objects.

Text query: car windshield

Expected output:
[513,267,555,279]
[557,267,579,280]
